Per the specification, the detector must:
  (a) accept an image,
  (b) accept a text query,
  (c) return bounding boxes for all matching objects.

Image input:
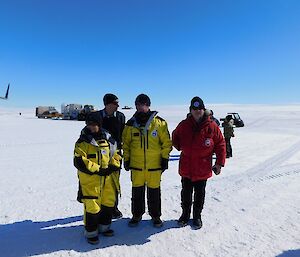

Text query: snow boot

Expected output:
[84,225,99,245]
[112,208,123,219]
[177,214,189,227]
[101,229,114,237]
[87,235,99,245]
[192,217,203,230]
[99,223,114,236]
[152,217,163,228]
[85,212,100,244]
[128,216,142,227]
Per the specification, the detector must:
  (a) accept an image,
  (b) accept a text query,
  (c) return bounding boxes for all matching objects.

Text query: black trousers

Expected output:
[98,205,114,225]
[84,205,114,232]
[131,185,161,219]
[181,177,207,219]
[85,212,99,232]
[225,137,232,157]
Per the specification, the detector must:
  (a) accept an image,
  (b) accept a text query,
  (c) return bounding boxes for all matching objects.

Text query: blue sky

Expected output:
[0,0,299,108]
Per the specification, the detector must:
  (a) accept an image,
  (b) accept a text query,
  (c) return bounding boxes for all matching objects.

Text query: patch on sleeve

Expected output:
[205,138,211,147]
[151,130,158,137]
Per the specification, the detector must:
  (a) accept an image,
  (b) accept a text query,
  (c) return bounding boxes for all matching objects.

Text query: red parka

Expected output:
[172,115,226,181]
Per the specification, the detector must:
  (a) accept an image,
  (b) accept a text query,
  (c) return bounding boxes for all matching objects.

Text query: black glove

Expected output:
[98,164,118,176]
[124,160,130,171]
[161,158,169,173]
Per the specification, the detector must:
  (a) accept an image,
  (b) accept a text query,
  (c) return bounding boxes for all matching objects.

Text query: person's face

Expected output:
[105,101,119,114]
[191,108,205,121]
[136,103,150,113]
[87,124,100,133]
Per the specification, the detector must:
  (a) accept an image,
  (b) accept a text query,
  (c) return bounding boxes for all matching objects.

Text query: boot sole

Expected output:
[177,220,189,227]
[191,223,203,230]
[192,225,202,230]
[112,214,123,219]
[87,238,99,245]
[153,222,163,228]
[128,222,139,227]
[101,230,114,237]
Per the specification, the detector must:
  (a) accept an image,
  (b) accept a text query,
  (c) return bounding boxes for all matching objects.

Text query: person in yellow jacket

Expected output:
[122,94,172,228]
[74,112,122,245]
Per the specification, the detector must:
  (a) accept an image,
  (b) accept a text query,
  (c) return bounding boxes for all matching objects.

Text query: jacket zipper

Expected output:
[143,134,146,170]
[146,130,149,149]
[98,149,103,198]
[98,150,101,166]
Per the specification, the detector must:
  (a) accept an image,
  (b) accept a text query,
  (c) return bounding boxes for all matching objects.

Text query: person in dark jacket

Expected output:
[223,115,235,158]
[93,94,126,219]
[209,110,220,126]
[172,97,226,229]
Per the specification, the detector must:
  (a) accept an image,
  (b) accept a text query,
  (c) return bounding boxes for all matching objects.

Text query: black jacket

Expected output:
[94,109,125,148]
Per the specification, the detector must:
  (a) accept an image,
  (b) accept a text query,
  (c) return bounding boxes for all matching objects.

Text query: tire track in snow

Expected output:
[215,140,300,191]
[256,163,300,182]
[246,117,271,128]
[244,140,300,180]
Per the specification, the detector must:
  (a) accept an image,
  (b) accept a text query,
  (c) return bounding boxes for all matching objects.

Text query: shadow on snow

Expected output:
[0,215,180,256]
[276,249,300,257]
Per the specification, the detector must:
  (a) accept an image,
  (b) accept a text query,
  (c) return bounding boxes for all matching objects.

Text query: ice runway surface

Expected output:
[0,104,299,257]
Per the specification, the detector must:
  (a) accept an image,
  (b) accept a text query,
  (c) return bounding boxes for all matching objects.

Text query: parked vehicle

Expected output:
[36,106,62,119]
[122,105,133,110]
[61,104,82,120]
[77,105,95,121]
[220,112,244,127]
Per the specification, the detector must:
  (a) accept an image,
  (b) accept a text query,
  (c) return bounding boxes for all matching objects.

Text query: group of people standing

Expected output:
[74,93,227,244]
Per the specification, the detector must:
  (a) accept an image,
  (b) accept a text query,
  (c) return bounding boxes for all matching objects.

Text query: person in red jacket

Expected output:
[172,97,226,229]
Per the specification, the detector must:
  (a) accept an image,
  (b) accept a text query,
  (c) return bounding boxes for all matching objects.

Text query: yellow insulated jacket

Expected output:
[122,111,172,171]
[74,127,121,209]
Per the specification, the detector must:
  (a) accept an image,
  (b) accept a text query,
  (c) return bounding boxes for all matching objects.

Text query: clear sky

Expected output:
[0,0,299,108]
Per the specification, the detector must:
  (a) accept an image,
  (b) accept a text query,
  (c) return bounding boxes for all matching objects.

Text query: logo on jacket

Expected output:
[205,138,211,147]
[101,149,107,155]
[151,130,158,137]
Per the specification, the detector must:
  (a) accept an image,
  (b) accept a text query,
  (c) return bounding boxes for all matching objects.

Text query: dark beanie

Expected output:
[190,96,205,110]
[226,114,233,121]
[135,94,151,106]
[85,112,102,126]
[103,93,118,106]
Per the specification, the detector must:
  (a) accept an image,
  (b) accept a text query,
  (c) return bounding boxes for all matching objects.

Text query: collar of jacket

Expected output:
[79,127,108,146]
[132,111,158,134]
[78,127,117,158]
[188,115,211,130]
[101,108,117,118]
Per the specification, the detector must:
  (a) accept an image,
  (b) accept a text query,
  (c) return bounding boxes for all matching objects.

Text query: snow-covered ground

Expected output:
[0,104,299,257]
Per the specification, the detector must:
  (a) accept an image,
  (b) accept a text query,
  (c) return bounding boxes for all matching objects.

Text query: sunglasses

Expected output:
[191,107,202,110]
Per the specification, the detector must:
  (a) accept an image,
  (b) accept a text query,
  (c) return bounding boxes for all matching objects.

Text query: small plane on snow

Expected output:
[0,84,10,100]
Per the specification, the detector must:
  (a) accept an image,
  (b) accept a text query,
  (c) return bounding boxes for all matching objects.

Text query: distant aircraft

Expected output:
[0,84,10,100]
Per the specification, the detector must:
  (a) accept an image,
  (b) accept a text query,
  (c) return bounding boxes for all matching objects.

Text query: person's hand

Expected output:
[98,167,112,176]
[124,160,130,171]
[212,164,222,175]
[108,164,120,172]
[161,158,169,173]
[98,164,118,176]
